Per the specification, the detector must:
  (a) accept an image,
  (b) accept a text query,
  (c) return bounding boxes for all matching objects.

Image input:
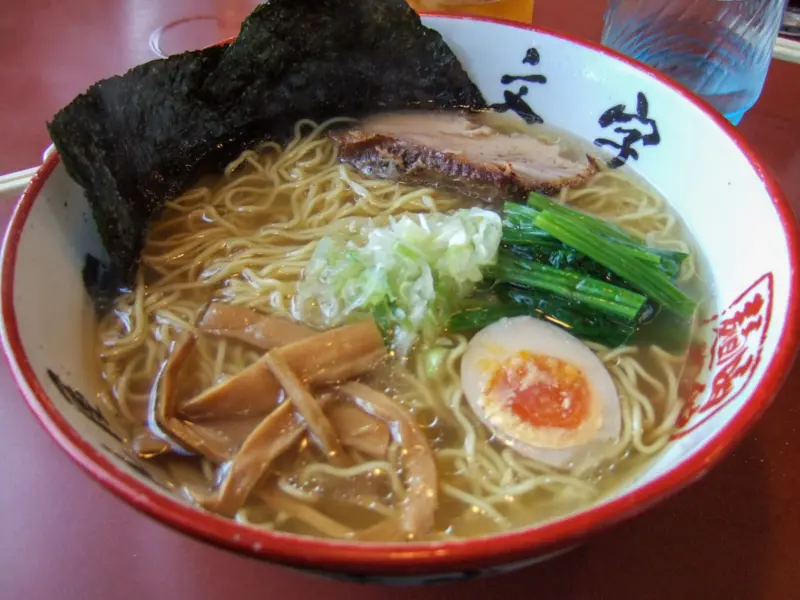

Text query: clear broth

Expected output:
[93,114,713,541]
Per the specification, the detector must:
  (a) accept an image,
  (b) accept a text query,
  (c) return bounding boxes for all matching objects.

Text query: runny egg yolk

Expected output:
[485,351,591,430]
[461,316,621,468]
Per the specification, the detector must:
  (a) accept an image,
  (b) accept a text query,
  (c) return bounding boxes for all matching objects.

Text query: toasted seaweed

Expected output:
[47,0,486,309]
[82,255,124,317]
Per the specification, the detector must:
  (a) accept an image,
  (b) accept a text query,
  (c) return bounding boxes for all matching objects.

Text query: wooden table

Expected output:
[1,2,799,598]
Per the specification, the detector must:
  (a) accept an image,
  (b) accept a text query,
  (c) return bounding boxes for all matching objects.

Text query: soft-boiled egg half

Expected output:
[460,316,621,470]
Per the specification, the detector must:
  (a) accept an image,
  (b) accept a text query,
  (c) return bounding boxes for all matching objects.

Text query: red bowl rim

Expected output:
[2,14,799,576]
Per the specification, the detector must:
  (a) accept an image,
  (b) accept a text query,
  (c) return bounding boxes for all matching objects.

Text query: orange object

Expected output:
[407,0,534,24]
[486,351,591,430]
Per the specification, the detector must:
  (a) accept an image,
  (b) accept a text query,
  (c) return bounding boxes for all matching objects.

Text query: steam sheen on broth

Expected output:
[95,115,705,541]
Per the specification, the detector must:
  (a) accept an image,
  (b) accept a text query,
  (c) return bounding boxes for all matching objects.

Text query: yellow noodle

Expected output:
[441,483,511,528]
[97,119,697,542]
[299,461,405,499]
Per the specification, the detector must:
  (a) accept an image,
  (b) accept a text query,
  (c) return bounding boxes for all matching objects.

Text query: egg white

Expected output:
[460,316,621,470]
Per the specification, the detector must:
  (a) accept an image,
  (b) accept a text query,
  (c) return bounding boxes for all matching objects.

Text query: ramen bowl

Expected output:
[2,15,798,584]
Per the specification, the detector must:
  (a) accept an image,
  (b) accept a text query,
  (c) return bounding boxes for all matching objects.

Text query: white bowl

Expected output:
[2,15,798,584]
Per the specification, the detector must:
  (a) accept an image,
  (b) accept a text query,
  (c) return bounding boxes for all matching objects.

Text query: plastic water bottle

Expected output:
[601,0,787,125]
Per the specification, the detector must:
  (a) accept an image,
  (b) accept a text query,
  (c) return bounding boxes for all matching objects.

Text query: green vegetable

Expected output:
[295,208,503,355]
[503,201,625,283]
[632,305,699,353]
[615,240,688,280]
[526,192,640,245]
[371,298,394,347]
[525,193,688,279]
[448,304,531,332]
[503,201,546,231]
[504,242,623,285]
[423,347,449,378]
[503,286,637,346]
[501,228,551,245]
[533,210,698,318]
[502,202,554,246]
[493,254,647,322]
[448,287,636,347]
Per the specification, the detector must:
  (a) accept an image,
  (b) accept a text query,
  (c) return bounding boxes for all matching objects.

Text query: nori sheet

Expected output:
[47,0,486,311]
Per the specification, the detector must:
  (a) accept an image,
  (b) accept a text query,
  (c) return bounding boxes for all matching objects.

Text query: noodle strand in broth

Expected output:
[97,118,697,540]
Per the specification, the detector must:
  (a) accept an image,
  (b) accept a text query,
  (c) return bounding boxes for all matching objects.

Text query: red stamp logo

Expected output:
[672,272,774,439]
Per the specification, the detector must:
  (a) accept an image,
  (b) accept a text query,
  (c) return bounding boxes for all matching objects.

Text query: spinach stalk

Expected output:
[533,209,697,317]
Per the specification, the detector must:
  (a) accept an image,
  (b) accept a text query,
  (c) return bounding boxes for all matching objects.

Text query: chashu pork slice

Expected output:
[329,111,599,201]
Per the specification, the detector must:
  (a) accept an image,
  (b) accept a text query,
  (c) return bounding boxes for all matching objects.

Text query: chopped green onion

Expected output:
[423,347,448,378]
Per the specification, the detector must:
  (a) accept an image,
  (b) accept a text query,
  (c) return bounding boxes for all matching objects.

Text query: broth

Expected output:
[94,114,711,541]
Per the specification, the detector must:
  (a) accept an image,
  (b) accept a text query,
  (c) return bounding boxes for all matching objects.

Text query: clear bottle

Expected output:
[602,0,788,125]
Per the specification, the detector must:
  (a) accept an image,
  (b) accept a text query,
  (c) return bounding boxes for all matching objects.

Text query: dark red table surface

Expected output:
[1,2,799,599]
